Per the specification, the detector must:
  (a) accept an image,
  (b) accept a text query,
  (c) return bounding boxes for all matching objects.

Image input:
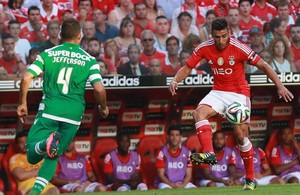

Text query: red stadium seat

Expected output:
[184,134,202,153]
[264,130,279,162]
[90,138,117,184]
[136,136,164,189]
[2,141,19,194]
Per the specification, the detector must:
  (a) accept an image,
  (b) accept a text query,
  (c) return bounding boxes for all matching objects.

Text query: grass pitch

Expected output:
[69,184,300,195]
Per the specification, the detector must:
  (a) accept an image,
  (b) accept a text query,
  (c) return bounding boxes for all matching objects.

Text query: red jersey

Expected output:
[289,1,300,19]
[92,0,115,16]
[20,22,48,45]
[239,17,263,44]
[270,145,296,165]
[139,50,166,67]
[133,18,156,39]
[186,38,261,97]
[0,57,20,74]
[251,2,278,22]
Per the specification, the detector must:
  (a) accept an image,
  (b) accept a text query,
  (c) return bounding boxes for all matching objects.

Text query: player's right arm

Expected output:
[17,71,35,123]
[169,65,192,96]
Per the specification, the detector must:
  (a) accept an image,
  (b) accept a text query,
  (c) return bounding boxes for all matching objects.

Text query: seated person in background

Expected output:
[117,44,148,76]
[148,59,163,76]
[103,132,148,191]
[52,140,106,193]
[39,20,61,52]
[9,131,59,195]
[270,126,300,183]
[27,47,40,66]
[200,131,235,187]
[232,135,285,185]
[155,125,196,189]
[98,59,109,76]
[162,36,182,75]
[0,34,26,79]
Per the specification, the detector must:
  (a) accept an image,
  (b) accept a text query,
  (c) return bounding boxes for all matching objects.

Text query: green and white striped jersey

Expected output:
[28,42,102,125]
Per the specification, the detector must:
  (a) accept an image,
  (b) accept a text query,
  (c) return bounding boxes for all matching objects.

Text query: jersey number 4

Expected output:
[57,67,73,94]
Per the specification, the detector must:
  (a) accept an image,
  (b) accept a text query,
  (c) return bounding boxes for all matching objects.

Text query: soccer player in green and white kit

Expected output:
[17,18,109,195]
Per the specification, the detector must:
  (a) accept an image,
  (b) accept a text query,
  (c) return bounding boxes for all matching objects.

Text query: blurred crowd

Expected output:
[0,0,300,80]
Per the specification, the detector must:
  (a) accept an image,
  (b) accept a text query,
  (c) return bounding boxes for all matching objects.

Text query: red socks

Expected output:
[239,138,255,181]
[195,120,214,153]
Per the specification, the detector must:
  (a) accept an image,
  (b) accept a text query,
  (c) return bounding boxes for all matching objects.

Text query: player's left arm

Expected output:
[255,59,294,102]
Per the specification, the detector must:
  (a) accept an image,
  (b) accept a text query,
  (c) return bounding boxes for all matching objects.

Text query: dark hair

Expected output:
[269,17,282,33]
[166,35,179,46]
[119,16,135,37]
[178,11,192,21]
[277,0,289,8]
[47,20,60,30]
[2,33,14,44]
[206,9,217,18]
[155,15,168,22]
[8,0,24,9]
[27,5,40,16]
[134,1,146,9]
[180,48,192,56]
[211,18,229,31]
[212,130,224,139]
[238,0,253,7]
[8,20,20,29]
[279,126,292,135]
[29,47,40,55]
[88,37,100,44]
[168,125,181,135]
[116,132,129,142]
[15,130,28,141]
[61,18,81,40]
[78,0,92,6]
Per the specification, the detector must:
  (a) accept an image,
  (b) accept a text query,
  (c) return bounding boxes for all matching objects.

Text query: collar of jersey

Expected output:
[63,42,80,47]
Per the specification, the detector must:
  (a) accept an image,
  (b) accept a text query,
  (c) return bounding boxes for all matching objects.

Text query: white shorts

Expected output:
[282,171,300,182]
[106,183,148,191]
[200,177,229,187]
[61,182,100,192]
[239,175,278,185]
[199,90,251,122]
[158,182,196,189]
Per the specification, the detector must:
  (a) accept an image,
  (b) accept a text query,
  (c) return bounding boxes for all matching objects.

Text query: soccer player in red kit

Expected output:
[169,18,294,191]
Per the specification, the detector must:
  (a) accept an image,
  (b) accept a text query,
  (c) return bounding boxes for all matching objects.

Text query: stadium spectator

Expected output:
[148,58,163,75]
[154,15,171,53]
[117,44,148,75]
[98,59,110,76]
[289,0,300,19]
[38,0,60,24]
[251,0,278,22]
[39,20,61,52]
[61,9,74,22]
[92,9,119,43]
[162,36,181,75]
[182,33,201,51]
[9,131,60,194]
[0,34,26,79]
[238,0,263,44]
[227,7,245,42]
[104,39,123,68]
[114,17,141,63]
[169,18,293,191]
[139,30,166,67]
[258,49,272,65]
[170,11,199,43]
[52,140,106,192]
[87,38,117,74]
[213,0,233,17]
[199,131,235,187]
[156,0,184,20]
[92,0,114,17]
[76,0,93,23]
[249,27,266,53]
[133,1,156,39]
[155,125,196,189]
[268,36,296,72]
[80,21,96,51]
[290,24,300,71]
[265,17,289,46]
[7,20,31,63]
[27,47,40,66]
[277,0,295,26]
[108,0,134,29]
[270,127,300,183]
[198,10,217,42]
[171,0,205,29]
[20,6,47,48]
[103,133,148,191]
[6,0,28,23]
[145,0,164,24]
[232,143,285,186]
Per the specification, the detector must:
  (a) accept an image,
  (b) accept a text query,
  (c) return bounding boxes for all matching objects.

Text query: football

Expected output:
[225,102,250,125]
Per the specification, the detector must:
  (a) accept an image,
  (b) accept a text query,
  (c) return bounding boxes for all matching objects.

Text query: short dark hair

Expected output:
[29,47,40,56]
[166,35,179,46]
[116,132,130,142]
[88,37,100,44]
[15,130,28,141]
[155,15,168,22]
[205,9,217,18]
[178,11,192,21]
[238,0,253,7]
[269,17,282,33]
[8,20,20,29]
[61,18,81,40]
[2,33,14,44]
[47,20,60,30]
[212,130,224,139]
[28,5,40,16]
[168,125,181,135]
[211,18,229,31]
